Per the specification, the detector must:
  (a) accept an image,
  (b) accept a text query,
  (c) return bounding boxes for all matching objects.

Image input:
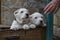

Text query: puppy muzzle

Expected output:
[26,14,29,18]
[37,21,43,27]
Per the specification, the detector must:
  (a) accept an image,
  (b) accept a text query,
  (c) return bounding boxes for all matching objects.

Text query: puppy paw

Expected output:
[22,24,30,30]
[30,24,36,29]
[10,27,17,30]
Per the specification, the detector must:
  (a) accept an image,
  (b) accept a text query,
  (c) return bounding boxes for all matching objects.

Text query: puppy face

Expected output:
[30,12,44,26]
[14,8,29,24]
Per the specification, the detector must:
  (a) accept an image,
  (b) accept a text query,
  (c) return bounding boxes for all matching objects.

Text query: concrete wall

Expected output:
[1,0,25,25]
[1,0,46,25]
[1,0,60,26]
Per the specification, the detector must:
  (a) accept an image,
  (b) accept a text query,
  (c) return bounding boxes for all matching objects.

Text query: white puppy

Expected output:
[10,8,30,30]
[14,8,29,24]
[10,20,22,30]
[30,12,44,27]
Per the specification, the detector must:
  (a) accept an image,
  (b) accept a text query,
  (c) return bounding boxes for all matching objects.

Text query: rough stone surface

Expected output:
[1,0,46,25]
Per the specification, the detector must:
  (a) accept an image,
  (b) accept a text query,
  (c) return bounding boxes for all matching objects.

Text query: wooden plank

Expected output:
[0,25,10,29]
[0,27,46,40]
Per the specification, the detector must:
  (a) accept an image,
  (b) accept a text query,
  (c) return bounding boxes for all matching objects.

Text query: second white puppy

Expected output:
[30,12,44,28]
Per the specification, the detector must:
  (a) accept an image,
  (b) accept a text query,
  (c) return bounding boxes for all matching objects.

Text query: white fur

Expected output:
[22,24,30,30]
[10,20,22,30]
[10,8,44,30]
[10,8,30,30]
[14,8,29,24]
[29,24,36,29]
[30,12,44,26]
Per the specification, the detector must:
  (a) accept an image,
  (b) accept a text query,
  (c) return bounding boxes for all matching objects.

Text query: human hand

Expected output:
[44,0,60,14]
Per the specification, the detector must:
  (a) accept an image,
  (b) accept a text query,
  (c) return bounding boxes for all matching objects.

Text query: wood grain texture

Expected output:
[0,26,46,40]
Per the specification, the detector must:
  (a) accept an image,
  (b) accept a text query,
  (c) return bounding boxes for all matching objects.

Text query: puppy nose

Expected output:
[26,14,28,16]
[40,21,43,23]
[26,14,29,18]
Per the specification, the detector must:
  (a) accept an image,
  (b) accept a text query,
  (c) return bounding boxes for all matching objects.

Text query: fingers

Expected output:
[43,0,59,14]
[54,7,59,13]
[44,5,53,14]
[44,2,52,11]
[48,5,56,13]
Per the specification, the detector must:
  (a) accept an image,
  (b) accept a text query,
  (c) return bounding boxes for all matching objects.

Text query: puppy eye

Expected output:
[15,12,18,14]
[21,11,23,13]
[41,16,43,18]
[35,17,37,19]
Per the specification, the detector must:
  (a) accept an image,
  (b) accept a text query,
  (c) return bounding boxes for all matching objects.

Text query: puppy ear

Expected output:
[14,9,20,15]
[14,10,18,15]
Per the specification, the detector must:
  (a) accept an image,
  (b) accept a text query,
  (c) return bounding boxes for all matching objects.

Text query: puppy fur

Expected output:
[10,8,30,30]
[30,12,44,27]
